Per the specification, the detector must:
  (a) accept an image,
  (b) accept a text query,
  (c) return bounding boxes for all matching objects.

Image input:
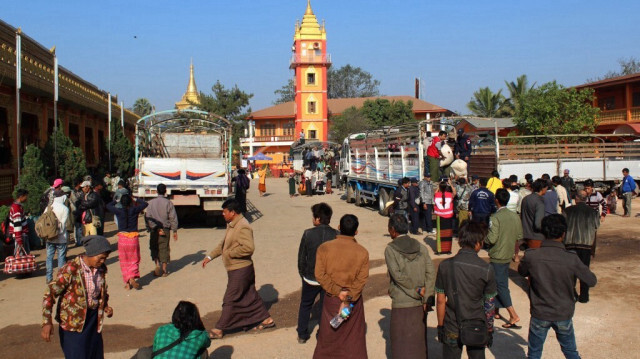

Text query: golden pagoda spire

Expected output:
[296,0,324,39]
[186,58,198,95]
[305,0,313,15]
[175,59,200,109]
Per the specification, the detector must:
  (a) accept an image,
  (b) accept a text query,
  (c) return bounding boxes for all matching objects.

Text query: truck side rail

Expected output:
[474,142,640,161]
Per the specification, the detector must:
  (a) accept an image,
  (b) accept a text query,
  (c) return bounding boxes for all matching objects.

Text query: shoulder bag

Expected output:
[132,335,186,359]
[449,258,489,347]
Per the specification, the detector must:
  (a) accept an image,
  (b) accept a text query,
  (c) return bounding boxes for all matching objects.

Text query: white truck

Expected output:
[135,110,231,213]
[469,134,640,186]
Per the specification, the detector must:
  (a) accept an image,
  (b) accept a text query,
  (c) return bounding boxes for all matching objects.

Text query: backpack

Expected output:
[35,205,60,241]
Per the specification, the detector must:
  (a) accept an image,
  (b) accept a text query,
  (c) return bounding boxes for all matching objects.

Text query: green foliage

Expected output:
[132,98,154,117]
[360,99,415,127]
[13,145,50,215]
[42,123,87,184]
[514,81,600,136]
[504,74,535,115]
[273,79,295,105]
[467,87,511,117]
[329,107,372,141]
[328,64,381,99]
[196,80,253,150]
[107,120,135,177]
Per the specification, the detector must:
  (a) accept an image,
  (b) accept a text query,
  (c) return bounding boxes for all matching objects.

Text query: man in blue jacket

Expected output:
[468,177,496,225]
[621,168,636,217]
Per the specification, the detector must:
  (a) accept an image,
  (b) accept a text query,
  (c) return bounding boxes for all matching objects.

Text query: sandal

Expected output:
[502,322,522,329]
[253,320,276,331]
[209,330,224,340]
[153,267,162,277]
[130,279,141,290]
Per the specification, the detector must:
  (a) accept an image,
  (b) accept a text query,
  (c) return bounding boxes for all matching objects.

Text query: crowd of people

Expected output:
[1,155,634,358]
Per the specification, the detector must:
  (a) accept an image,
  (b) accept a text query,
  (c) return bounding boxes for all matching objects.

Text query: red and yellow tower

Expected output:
[291,0,331,142]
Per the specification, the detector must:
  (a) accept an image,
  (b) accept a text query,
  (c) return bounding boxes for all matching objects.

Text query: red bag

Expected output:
[3,245,37,274]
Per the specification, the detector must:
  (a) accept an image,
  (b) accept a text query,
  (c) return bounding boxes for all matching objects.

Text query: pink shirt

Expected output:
[79,256,104,309]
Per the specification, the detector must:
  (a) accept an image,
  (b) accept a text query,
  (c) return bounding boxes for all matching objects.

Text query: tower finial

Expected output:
[305,0,313,15]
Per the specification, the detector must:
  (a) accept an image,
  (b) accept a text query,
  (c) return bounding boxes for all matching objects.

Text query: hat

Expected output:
[519,178,528,186]
[564,169,570,174]
[410,177,419,183]
[61,186,72,193]
[81,181,92,188]
[53,178,63,188]
[457,128,464,134]
[82,235,112,257]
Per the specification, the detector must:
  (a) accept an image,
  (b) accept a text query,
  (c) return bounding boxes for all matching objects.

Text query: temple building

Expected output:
[241,1,453,164]
[0,19,138,204]
[175,60,200,109]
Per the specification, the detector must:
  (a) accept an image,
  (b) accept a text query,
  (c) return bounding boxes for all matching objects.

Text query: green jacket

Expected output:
[385,235,436,309]
[486,207,523,263]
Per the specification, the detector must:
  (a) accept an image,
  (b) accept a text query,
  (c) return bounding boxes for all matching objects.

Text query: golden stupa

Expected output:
[175,59,200,109]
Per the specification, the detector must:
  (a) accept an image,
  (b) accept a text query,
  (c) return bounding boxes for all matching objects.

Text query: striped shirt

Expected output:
[586,192,607,217]
[79,256,105,309]
[9,201,27,244]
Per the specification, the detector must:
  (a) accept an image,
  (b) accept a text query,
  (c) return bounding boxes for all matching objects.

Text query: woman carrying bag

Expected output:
[41,235,114,359]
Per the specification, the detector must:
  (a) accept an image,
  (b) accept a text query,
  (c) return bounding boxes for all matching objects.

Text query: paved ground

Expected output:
[1,178,639,358]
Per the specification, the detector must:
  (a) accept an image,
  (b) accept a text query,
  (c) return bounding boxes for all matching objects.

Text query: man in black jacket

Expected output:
[296,202,339,344]
[75,181,100,236]
[518,214,597,359]
[408,178,421,235]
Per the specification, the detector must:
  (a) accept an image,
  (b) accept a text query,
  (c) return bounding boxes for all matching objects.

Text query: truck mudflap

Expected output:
[172,194,200,206]
[203,200,224,211]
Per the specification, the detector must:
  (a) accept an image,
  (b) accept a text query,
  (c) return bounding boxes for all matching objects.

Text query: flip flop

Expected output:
[253,321,276,331]
[209,330,224,340]
[502,322,522,329]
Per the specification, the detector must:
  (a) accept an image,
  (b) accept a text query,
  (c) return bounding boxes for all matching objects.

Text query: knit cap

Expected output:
[82,235,112,257]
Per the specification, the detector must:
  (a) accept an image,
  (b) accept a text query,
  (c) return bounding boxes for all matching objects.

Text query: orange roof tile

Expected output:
[248,96,453,119]
[575,72,640,89]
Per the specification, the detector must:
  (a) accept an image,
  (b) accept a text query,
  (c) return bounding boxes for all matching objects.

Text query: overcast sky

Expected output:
[4,0,639,114]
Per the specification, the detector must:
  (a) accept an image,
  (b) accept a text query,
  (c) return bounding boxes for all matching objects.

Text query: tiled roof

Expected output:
[456,117,515,130]
[248,95,453,119]
[575,72,640,89]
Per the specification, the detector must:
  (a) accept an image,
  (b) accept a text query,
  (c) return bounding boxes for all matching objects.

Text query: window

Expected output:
[307,73,316,85]
[260,124,276,136]
[601,96,615,110]
[633,92,640,107]
[307,101,317,114]
[283,121,295,136]
[308,130,317,139]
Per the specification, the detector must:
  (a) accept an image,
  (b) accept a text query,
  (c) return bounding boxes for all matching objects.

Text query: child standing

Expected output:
[288,173,296,198]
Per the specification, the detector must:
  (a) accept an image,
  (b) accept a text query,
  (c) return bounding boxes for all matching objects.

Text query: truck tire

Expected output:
[347,184,355,203]
[355,188,363,207]
[378,188,390,215]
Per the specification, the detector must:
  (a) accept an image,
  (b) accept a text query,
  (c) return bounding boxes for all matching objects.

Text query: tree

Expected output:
[271,64,381,104]
[467,87,511,117]
[132,98,154,117]
[13,145,50,215]
[328,64,381,99]
[273,78,295,105]
[329,106,372,141]
[504,74,535,115]
[588,56,640,82]
[195,80,253,150]
[360,99,415,127]
[105,120,135,177]
[42,123,87,184]
[514,81,600,136]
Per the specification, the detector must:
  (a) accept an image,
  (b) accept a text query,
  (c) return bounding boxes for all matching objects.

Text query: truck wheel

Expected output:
[355,188,363,207]
[347,185,355,203]
[379,189,390,215]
